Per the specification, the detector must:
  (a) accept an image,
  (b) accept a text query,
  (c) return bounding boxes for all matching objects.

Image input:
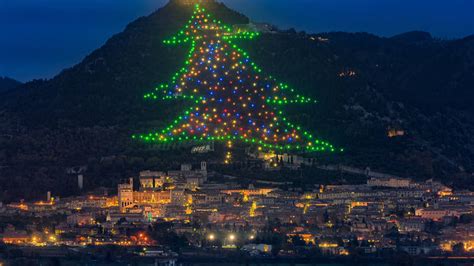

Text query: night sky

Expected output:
[1,0,473,82]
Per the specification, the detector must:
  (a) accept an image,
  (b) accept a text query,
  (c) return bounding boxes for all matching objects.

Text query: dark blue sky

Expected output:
[1,0,473,82]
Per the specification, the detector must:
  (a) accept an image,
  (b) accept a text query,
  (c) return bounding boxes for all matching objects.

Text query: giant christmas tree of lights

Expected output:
[134,4,341,155]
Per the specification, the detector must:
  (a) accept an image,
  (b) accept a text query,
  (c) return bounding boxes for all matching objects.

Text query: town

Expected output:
[1,158,473,264]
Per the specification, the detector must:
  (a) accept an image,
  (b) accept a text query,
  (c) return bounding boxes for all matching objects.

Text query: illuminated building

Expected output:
[0,225,29,244]
[242,244,272,254]
[415,208,462,220]
[387,128,405,138]
[118,178,171,214]
[367,177,412,188]
[222,187,274,197]
[118,163,208,215]
[118,178,134,212]
[139,170,168,189]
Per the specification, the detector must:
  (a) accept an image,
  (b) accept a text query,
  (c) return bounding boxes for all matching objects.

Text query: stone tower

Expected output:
[118,178,134,213]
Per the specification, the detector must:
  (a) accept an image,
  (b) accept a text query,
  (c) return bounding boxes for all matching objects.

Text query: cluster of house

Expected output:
[1,163,473,257]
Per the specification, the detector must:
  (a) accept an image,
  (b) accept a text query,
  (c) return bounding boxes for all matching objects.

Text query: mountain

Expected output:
[0,0,473,201]
[0,77,22,93]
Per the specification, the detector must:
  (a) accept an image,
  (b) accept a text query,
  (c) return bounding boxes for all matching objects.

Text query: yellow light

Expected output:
[208,234,215,241]
[229,234,236,241]
[250,201,257,217]
[319,242,338,248]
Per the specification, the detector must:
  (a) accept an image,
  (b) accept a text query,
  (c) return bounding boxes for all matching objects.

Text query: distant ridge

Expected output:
[0,76,22,93]
[390,31,433,42]
[171,0,215,5]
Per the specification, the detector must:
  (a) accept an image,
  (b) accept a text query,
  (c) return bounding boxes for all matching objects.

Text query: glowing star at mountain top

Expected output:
[134,4,342,153]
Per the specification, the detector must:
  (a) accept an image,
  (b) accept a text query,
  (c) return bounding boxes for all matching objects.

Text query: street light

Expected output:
[229,234,236,241]
[208,234,215,241]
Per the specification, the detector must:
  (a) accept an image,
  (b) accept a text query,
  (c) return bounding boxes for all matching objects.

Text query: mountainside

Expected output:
[0,77,22,93]
[0,0,473,201]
